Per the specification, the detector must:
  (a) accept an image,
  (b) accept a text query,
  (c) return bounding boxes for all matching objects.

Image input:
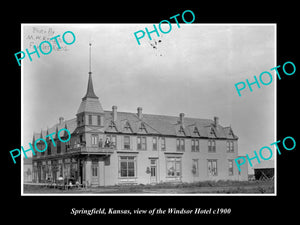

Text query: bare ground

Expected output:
[23,180,274,194]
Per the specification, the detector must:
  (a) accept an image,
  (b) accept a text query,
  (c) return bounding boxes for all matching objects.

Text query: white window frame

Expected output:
[123,135,130,150]
[207,159,218,176]
[119,156,137,178]
[166,157,182,178]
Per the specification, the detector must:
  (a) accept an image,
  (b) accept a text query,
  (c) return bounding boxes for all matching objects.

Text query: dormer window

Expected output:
[88,115,92,125]
[193,127,199,136]
[138,123,147,133]
[108,121,117,130]
[124,121,132,133]
[178,126,185,135]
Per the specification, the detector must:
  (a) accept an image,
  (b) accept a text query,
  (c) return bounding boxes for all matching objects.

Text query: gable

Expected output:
[137,122,148,134]
[191,126,200,137]
[106,121,118,133]
[208,126,217,138]
[122,120,133,133]
[177,125,186,136]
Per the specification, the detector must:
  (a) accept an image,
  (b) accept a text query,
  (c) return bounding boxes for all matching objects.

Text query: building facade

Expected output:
[23,157,32,183]
[31,63,248,186]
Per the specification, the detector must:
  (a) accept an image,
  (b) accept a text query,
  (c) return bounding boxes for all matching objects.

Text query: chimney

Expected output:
[112,105,117,122]
[214,116,219,127]
[59,117,64,125]
[137,107,143,119]
[179,113,185,126]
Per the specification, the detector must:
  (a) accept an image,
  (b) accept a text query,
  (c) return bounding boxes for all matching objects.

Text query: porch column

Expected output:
[85,158,92,187]
[99,160,105,186]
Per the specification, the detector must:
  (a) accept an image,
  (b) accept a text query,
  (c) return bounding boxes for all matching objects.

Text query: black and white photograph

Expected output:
[3,4,298,221]
[21,24,275,195]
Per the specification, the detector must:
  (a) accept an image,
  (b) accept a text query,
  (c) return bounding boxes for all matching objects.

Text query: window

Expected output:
[124,122,132,133]
[161,137,166,151]
[176,138,185,151]
[208,140,216,152]
[193,127,200,136]
[142,137,146,150]
[46,161,51,180]
[228,160,234,176]
[191,140,194,151]
[166,157,181,177]
[97,115,101,126]
[57,141,61,154]
[137,136,141,150]
[111,135,117,147]
[106,134,117,148]
[64,162,71,178]
[137,136,146,150]
[138,123,147,133]
[208,159,217,176]
[79,134,83,143]
[179,126,185,135]
[227,141,234,152]
[191,139,199,152]
[92,162,98,177]
[192,159,199,177]
[180,139,185,151]
[65,140,70,152]
[91,134,98,146]
[119,156,136,178]
[89,115,92,125]
[152,137,157,150]
[124,136,130,150]
[47,141,51,155]
[108,121,116,129]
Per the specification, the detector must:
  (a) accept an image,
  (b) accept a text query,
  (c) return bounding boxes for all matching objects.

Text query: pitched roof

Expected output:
[33,118,77,141]
[33,110,238,140]
[82,73,98,100]
[77,72,104,114]
[77,97,104,114]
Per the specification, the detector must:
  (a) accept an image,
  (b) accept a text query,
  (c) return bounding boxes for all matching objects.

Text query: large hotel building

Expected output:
[31,46,248,186]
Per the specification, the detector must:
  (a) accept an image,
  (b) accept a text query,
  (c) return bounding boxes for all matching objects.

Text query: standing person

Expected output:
[104,137,110,147]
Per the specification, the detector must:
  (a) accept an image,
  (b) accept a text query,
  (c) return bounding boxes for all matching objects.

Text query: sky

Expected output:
[22,24,276,171]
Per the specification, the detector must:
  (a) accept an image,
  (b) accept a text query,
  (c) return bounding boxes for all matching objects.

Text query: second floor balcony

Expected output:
[67,142,115,155]
[33,142,115,158]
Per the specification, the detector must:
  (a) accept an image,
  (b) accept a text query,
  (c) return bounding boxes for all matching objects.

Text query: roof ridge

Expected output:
[104,110,213,121]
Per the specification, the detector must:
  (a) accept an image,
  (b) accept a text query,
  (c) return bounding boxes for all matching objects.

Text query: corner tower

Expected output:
[76,43,105,146]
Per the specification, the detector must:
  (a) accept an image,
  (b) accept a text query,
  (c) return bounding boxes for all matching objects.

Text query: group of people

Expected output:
[46,175,81,187]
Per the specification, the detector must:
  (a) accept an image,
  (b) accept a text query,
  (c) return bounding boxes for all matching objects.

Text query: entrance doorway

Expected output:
[91,161,99,186]
[150,159,157,183]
